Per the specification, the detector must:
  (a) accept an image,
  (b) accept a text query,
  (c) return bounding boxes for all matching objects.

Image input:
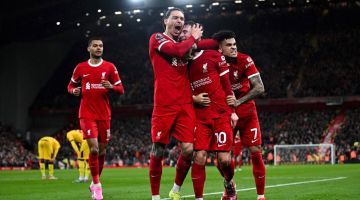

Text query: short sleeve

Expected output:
[150,33,170,52]
[217,54,229,77]
[71,65,81,83]
[244,56,259,79]
[110,64,122,86]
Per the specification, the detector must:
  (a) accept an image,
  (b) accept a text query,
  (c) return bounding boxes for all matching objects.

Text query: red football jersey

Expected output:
[234,133,241,146]
[229,52,260,116]
[189,50,231,121]
[149,32,196,106]
[70,59,122,120]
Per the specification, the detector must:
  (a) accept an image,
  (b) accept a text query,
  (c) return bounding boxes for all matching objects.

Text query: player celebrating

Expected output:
[66,129,90,183]
[179,22,237,200]
[67,37,124,200]
[38,136,61,180]
[148,7,203,200]
[213,30,266,200]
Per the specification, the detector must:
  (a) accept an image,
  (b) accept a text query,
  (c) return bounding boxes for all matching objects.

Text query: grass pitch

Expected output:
[0,164,359,199]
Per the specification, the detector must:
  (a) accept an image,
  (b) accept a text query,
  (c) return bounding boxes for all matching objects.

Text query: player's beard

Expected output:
[91,53,102,59]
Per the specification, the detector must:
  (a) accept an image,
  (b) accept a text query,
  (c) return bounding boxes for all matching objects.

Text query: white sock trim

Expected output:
[172,183,181,193]
[93,183,101,187]
[152,195,160,200]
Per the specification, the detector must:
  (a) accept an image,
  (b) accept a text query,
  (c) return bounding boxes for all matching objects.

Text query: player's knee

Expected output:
[90,147,99,155]
[181,142,193,157]
[151,143,165,158]
[194,150,207,165]
[218,153,232,166]
[99,148,106,156]
[249,145,262,153]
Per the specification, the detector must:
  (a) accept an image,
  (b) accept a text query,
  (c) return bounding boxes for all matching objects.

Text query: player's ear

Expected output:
[87,46,90,52]
[163,18,168,26]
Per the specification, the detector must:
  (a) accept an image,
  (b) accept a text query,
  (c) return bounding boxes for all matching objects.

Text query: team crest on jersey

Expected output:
[233,70,239,79]
[202,63,208,73]
[101,72,106,79]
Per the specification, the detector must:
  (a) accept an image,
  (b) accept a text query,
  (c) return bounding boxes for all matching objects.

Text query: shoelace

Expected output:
[224,181,235,196]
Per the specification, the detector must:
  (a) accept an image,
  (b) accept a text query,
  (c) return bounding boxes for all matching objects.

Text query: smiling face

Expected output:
[219,38,237,58]
[164,10,185,40]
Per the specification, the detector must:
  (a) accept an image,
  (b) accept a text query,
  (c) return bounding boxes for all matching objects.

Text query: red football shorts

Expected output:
[80,118,111,144]
[151,103,195,144]
[194,116,233,152]
[235,112,262,147]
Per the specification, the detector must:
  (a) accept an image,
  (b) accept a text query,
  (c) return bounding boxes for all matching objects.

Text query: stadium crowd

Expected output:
[2,107,359,168]
[0,122,36,167]
[30,5,360,109]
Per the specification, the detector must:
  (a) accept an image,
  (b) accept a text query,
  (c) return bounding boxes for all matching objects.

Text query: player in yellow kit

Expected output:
[66,129,90,183]
[38,136,61,180]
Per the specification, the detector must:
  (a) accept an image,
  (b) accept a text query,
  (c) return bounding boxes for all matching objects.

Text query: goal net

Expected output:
[273,144,335,165]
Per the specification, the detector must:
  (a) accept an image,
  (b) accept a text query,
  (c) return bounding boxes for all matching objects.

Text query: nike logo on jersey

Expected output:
[251,138,258,143]
[218,144,226,147]
[258,175,265,179]
[83,74,90,77]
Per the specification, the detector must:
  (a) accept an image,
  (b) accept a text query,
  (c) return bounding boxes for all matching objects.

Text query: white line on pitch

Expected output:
[160,177,347,200]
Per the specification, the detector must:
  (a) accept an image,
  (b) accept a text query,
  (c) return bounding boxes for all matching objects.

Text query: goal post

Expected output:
[274,144,335,166]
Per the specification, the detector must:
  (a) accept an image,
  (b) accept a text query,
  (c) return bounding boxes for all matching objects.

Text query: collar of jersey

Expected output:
[88,58,103,67]
[192,50,204,60]
[162,32,177,43]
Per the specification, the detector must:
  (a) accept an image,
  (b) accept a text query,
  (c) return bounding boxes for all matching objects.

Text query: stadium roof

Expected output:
[1,0,356,45]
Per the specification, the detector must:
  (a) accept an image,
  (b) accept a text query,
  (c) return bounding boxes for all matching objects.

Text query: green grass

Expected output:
[0,164,359,199]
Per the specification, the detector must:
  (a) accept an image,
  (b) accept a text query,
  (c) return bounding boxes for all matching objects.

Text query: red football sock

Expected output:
[89,153,100,184]
[251,151,266,195]
[98,154,105,176]
[174,153,192,186]
[149,154,163,195]
[218,158,234,182]
[191,162,206,198]
[215,154,224,177]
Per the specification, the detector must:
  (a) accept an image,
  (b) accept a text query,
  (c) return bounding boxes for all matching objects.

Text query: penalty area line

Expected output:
[160,176,347,200]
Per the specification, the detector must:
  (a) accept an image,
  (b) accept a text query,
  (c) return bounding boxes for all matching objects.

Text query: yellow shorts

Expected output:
[38,139,54,160]
[78,140,89,160]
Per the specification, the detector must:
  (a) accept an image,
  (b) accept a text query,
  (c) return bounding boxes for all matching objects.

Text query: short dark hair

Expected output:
[184,20,196,26]
[88,37,103,47]
[162,7,184,29]
[163,7,184,20]
[212,30,236,42]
